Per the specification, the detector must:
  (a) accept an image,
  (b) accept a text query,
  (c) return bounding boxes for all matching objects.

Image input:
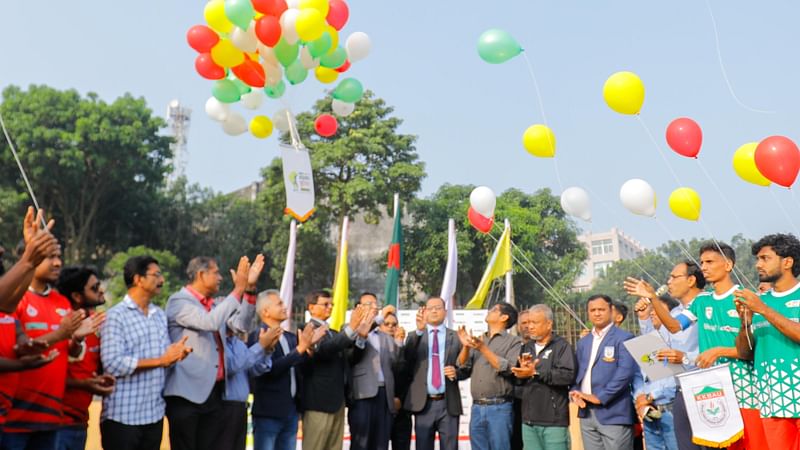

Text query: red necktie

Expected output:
[431,329,442,390]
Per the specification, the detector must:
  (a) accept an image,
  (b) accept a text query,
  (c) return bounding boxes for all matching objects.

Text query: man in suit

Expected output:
[570,294,637,450]
[300,290,373,450]
[380,311,411,450]
[403,296,465,450]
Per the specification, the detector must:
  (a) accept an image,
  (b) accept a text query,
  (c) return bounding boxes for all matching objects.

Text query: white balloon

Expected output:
[286,0,299,8]
[620,178,657,217]
[273,108,291,132]
[300,47,320,70]
[241,91,264,110]
[205,97,230,122]
[470,186,496,218]
[258,44,279,66]
[345,32,371,63]
[261,59,283,85]
[231,21,258,53]
[331,99,355,117]
[280,9,300,45]
[222,112,247,136]
[560,187,591,221]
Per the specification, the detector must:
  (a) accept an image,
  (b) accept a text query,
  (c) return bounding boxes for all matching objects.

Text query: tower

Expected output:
[166,99,191,183]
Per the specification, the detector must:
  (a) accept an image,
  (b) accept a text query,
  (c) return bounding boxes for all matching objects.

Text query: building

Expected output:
[573,228,645,292]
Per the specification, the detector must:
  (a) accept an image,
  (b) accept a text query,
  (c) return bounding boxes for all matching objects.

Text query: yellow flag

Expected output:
[330,217,349,331]
[465,224,512,309]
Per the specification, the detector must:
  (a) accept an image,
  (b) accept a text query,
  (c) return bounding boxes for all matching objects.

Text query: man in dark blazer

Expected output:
[570,294,637,450]
[403,296,466,450]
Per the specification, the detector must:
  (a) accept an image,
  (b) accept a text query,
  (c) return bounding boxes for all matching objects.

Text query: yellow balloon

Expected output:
[603,71,645,115]
[250,116,274,139]
[211,39,245,68]
[204,0,234,34]
[733,142,771,187]
[326,26,339,55]
[295,9,326,42]
[315,66,339,84]
[522,124,556,158]
[300,0,330,17]
[668,187,701,221]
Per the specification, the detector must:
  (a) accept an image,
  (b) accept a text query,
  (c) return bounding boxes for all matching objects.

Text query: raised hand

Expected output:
[356,308,376,338]
[623,277,656,300]
[511,357,540,379]
[348,305,365,331]
[297,324,314,353]
[394,326,406,343]
[74,312,106,339]
[380,304,396,319]
[22,206,54,245]
[21,228,59,269]
[634,298,653,320]
[161,336,192,367]
[14,339,49,357]
[311,323,328,344]
[456,325,472,347]
[247,254,265,290]
[259,326,283,351]
[59,310,87,340]
[734,289,766,317]
[231,256,251,294]
[415,306,427,331]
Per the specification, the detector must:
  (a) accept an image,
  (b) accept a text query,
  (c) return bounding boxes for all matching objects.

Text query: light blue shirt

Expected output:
[633,370,677,405]
[425,324,446,395]
[224,334,270,402]
[639,302,699,370]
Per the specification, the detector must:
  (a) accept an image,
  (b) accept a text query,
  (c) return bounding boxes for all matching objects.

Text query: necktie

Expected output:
[431,329,442,390]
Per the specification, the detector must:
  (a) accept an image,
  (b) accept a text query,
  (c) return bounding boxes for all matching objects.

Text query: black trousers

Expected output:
[217,401,248,450]
[165,382,226,450]
[390,409,413,450]
[511,397,523,450]
[414,398,459,450]
[100,419,163,450]
[674,386,704,450]
[347,387,393,450]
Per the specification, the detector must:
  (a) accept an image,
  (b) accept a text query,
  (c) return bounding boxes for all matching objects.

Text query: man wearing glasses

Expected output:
[380,311,412,450]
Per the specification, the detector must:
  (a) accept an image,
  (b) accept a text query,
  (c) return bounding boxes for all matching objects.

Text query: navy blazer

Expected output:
[573,325,637,426]
[250,325,307,419]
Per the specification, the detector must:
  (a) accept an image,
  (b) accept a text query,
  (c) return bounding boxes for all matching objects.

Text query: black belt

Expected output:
[428,394,445,401]
[473,397,511,406]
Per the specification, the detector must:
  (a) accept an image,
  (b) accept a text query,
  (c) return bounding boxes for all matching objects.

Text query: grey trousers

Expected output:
[579,409,633,450]
[414,398,459,450]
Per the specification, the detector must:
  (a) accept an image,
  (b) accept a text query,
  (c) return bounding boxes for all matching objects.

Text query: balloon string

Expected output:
[695,159,752,237]
[769,187,800,236]
[628,255,662,286]
[705,0,776,115]
[0,109,47,228]
[653,217,701,267]
[789,189,800,223]
[696,215,756,291]
[635,115,683,188]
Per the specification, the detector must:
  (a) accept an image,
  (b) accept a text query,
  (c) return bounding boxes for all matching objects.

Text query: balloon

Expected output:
[285,60,308,84]
[603,71,645,115]
[205,97,230,122]
[225,0,255,30]
[250,115,274,138]
[326,26,339,53]
[320,47,347,69]
[332,77,363,102]
[233,78,252,95]
[560,187,591,221]
[668,187,701,221]
[231,22,259,52]
[477,29,522,64]
[195,53,226,80]
[345,32,371,62]
[222,112,248,135]
[187,25,220,53]
[754,135,800,188]
[205,0,234,34]
[335,59,350,73]
[264,79,286,98]
[331,98,355,117]
[315,114,338,137]
[468,207,494,234]
[252,0,287,16]
[315,66,338,83]
[232,59,266,87]
[620,178,656,217]
[211,39,245,67]
[666,117,702,158]
[258,44,279,65]
[307,32,332,58]
[287,0,299,8]
[212,79,241,103]
[274,38,299,67]
[295,8,326,42]
[279,8,301,44]
[326,0,349,30]
[254,15,282,47]
[522,124,556,158]
[469,186,496,218]
[241,90,264,109]
[262,59,283,85]
[732,142,771,187]
[273,108,291,131]
[300,47,320,69]
[300,0,329,16]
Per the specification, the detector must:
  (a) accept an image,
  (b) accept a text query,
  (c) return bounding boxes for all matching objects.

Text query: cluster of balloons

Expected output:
[619,178,702,222]
[187,0,370,138]
[468,186,496,233]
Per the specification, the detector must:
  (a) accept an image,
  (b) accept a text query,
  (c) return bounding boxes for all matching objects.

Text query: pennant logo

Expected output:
[705,307,713,320]
[693,384,729,427]
[603,345,615,362]
[26,305,38,317]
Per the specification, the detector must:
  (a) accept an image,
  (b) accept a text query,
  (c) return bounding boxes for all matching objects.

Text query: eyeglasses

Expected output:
[427,305,444,311]
[315,302,334,308]
[669,274,688,280]
[88,282,101,293]
[145,272,163,278]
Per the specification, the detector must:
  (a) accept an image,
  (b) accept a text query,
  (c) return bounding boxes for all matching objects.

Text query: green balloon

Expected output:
[224,0,255,30]
[332,78,363,103]
[320,47,347,69]
[212,80,241,103]
[285,60,308,85]
[307,33,332,59]
[477,29,522,64]
[274,39,300,67]
[264,80,286,99]
[232,79,252,95]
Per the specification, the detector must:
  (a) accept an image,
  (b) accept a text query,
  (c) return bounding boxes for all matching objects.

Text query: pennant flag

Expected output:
[676,363,744,448]
[384,194,403,307]
[330,217,350,331]
[279,219,297,331]
[465,221,512,309]
[441,218,458,327]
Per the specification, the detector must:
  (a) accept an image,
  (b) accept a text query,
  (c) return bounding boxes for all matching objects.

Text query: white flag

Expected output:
[441,218,457,328]
[281,145,315,222]
[676,363,744,448]
[280,220,297,331]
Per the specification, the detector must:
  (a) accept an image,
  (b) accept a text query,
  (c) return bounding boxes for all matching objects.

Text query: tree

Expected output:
[0,85,173,263]
[103,246,182,307]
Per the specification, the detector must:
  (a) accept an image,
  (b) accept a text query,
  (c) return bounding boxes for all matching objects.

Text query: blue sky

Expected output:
[2,1,799,249]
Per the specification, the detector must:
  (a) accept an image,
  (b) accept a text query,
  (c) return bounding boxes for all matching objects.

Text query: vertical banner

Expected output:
[330,217,349,331]
[279,219,297,331]
[383,194,403,307]
[676,363,744,448]
[280,144,315,222]
[441,218,458,328]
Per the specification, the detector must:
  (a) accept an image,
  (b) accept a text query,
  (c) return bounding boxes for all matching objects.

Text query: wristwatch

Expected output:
[682,355,690,365]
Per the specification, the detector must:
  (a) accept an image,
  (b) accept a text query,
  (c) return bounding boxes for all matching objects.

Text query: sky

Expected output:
[2,1,799,250]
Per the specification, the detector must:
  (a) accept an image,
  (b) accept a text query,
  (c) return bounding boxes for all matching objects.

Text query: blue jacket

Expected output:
[250,325,307,418]
[573,325,637,425]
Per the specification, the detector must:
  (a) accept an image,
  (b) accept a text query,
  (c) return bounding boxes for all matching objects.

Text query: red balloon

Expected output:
[232,59,266,87]
[754,135,800,188]
[468,207,494,234]
[187,25,219,53]
[315,114,338,137]
[195,53,225,80]
[327,0,350,30]
[665,117,702,158]
[252,0,287,16]
[255,15,282,47]
[335,60,351,73]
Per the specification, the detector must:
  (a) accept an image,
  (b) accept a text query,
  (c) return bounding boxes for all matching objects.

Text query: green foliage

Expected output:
[103,246,182,307]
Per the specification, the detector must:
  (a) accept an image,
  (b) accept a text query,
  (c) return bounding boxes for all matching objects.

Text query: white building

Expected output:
[573,228,645,291]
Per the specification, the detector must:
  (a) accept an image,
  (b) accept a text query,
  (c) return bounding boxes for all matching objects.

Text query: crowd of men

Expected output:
[0,206,799,450]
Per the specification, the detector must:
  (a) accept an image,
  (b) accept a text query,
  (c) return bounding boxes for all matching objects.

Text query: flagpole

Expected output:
[504,219,514,306]
[441,218,457,327]
[280,219,297,331]
[393,193,400,306]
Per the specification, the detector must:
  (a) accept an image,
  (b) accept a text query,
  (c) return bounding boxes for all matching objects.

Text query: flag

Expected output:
[441,218,458,327]
[676,363,744,448]
[330,217,349,331]
[384,194,403,307]
[279,219,297,331]
[465,221,512,309]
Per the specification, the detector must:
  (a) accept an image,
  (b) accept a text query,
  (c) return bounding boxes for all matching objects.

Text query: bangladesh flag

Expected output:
[384,198,403,307]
